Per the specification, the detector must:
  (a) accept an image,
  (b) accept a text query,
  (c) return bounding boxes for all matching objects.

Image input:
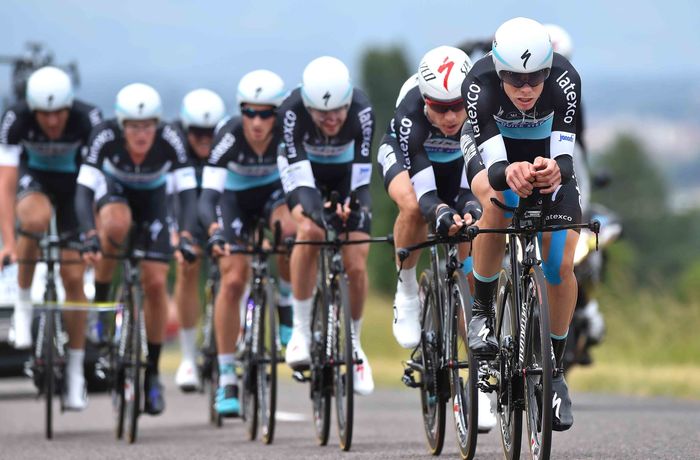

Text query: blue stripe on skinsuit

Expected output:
[26,148,78,173]
[539,229,567,285]
[496,116,553,140]
[224,170,280,191]
[502,189,519,219]
[426,150,463,163]
[307,143,354,164]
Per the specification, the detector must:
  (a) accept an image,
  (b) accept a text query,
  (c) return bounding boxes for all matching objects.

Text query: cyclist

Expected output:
[377,45,495,430]
[75,83,199,415]
[0,66,102,410]
[198,69,295,415]
[169,88,226,392]
[277,56,376,395]
[460,17,582,431]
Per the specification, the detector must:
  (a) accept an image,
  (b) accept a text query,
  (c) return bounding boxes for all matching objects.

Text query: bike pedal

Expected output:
[401,369,419,388]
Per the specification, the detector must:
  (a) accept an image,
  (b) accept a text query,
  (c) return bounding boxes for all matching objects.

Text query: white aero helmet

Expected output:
[492,17,553,75]
[115,83,162,127]
[301,56,353,111]
[181,89,226,129]
[26,66,74,111]
[544,24,573,60]
[395,73,419,107]
[237,69,287,107]
[417,46,472,103]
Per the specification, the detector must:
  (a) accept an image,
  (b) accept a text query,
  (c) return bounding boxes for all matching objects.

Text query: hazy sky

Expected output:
[1,0,699,116]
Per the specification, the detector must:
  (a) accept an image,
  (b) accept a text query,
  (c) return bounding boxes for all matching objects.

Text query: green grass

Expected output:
[163,287,700,399]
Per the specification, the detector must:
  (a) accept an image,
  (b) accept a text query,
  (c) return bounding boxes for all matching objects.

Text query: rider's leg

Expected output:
[388,171,427,348]
[174,244,203,390]
[540,229,579,366]
[342,233,374,395]
[213,253,248,414]
[12,192,51,348]
[285,205,322,366]
[94,203,132,301]
[468,171,510,357]
[269,203,296,345]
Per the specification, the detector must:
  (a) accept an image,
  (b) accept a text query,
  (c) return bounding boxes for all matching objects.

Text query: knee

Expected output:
[59,267,84,291]
[220,269,246,299]
[141,273,167,299]
[297,218,324,240]
[20,213,50,234]
[344,258,367,283]
[278,219,297,240]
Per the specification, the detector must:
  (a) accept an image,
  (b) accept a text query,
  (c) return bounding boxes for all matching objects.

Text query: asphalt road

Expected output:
[1,375,698,459]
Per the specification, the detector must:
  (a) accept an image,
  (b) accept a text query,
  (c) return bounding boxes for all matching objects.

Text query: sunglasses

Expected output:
[499,68,550,88]
[241,107,276,119]
[424,98,464,114]
[188,126,215,138]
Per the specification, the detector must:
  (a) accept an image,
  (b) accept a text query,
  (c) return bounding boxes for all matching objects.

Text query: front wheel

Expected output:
[258,281,277,444]
[126,293,143,444]
[494,270,522,460]
[418,270,446,456]
[310,289,331,446]
[333,275,353,451]
[44,311,55,440]
[449,272,478,460]
[523,266,553,460]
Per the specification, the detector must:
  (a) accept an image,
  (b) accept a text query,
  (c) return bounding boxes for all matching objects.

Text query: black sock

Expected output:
[147,342,162,375]
[94,281,111,303]
[552,337,567,370]
[277,305,293,328]
[473,278,498,311]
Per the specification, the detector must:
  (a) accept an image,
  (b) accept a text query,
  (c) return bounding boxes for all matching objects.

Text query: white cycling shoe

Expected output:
[63,372,88,411]
[175,359,201,392]
[392,293,422,349]
[353,345,374,396]
[9,302,33,350]
[478,389,496,432]
[285,328,311,368]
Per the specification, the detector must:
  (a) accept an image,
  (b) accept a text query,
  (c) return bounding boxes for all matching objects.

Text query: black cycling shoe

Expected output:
[144,372,165,415]
[468,301,498,359]
[551,373,574,431]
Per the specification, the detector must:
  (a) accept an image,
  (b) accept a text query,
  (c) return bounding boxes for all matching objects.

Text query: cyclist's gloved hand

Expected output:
[435,206,459,238]
[80,232,101,255]
[177,234,197,263]
[346,208,371,232]
[462,200,482,223]
[206,228,226,256]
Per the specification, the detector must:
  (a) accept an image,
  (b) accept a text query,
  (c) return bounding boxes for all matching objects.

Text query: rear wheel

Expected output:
[523,266,553,460]
[495,270,522,460]
[259,282,277,444]
[418,270,446,456]
[449,272,478,460]
[310,289,331,446]
[333,275,353,451]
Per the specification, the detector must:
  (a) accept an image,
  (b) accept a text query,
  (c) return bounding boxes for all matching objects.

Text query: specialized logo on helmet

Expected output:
[437,56,455,91]
[47,94,55,108]
[204,112,210,122]
[521,49,532,69]
[322,91,331,107]
[255,87,262,99]
[138,102,145,114]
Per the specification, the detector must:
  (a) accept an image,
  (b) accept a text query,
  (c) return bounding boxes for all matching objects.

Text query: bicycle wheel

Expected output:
[208,359,222,427]
[332,275,353,451]
[126,291,143,444]
[494,270,522,460]
[113,308,128,440]
[310,289,331,446]
[418,270,446,456]
[45,311,54,440]
[241,292,261,441]
[258,281,277,444]
[523,266,553,460]
[449,272,478,460]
